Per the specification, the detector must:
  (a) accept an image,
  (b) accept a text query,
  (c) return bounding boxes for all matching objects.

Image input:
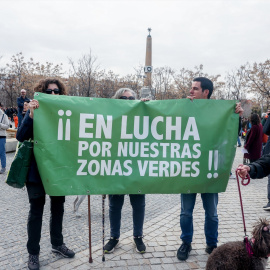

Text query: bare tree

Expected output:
[173,65,222,99]
[246,59,270,109]
[225,64,249,101]
[152,66,175,99]
[0,52,63,106]
[68,50,101,97]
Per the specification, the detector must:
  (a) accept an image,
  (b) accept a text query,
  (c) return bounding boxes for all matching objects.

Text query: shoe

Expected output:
[28,254,40,270]
[238,144,242,147]
[205,245,217,254]
[52,244,75,258]
[177,242,192,261]
[229,174,236,179]
[263,201,270,211]
[134,236,146,253]
[0,168,6,174]
[104,237,119,253]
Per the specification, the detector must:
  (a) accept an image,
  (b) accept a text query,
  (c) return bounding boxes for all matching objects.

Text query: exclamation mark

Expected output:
[58,110,64,140]
[207,150,213,178]
[65,110,72,140]
[213,150,218,178]
[207,150,219,179]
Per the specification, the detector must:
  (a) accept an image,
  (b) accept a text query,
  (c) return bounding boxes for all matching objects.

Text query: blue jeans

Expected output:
[18,113,23,128]
[180,193,218,246]
[109,194,145,238]
[237,136,241,146]
[0,137,6,168]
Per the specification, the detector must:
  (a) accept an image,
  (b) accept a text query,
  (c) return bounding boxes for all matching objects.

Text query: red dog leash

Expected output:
[235,169,253,257]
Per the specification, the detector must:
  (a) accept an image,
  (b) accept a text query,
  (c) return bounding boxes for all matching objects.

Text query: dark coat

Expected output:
[17,96,30,114]
[248,154,270,179]
[244,124,263,161]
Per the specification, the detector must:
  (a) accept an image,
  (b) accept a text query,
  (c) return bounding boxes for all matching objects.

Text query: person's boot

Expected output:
[263,201,270,211]
[177,242,192,260]
[28,254,39,270]
[205,245,217,254]
[52,244,75,258]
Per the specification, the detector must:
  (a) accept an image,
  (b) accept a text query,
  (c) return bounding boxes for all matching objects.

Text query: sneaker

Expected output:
[28,254,39,270]
[205,245,217,254]
[0,168,6,174]
[263,201,270,211]
[229,174,236,179]
[177,242,192,261]
[104,237,119,253]
[52,244,75,258]
[134,236,146,253]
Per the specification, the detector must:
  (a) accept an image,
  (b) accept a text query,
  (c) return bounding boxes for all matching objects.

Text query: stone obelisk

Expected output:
[144,28,152,87]
[140,28,154,99]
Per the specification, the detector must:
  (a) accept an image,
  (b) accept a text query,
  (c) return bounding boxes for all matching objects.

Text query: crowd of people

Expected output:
[2,76,270,270]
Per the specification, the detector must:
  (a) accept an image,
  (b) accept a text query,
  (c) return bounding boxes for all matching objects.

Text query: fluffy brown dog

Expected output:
[206,219,270,270]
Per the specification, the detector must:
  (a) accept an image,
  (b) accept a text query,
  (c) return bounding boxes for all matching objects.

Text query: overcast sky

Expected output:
[1,0,270,79]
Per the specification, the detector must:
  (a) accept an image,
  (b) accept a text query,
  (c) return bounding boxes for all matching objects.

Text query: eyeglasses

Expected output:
[46,89,60,94]
[119,96,135,100]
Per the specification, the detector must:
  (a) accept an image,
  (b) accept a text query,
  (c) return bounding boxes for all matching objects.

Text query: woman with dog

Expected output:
[16,78,75,270]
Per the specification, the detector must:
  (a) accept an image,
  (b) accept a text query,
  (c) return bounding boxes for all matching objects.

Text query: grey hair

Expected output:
[112,88,137,100]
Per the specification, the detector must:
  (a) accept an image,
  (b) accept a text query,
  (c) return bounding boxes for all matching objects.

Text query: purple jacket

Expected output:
[244,123,263,161]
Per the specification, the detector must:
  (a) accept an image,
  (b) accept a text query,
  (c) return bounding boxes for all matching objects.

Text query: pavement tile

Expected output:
[150,265,163,270]
[188,261,200,269]
[149,258,162,265]
[164,251,175,257]
[127,259,140,266]
[142,253,153,259]
[152,252,164,258]
[147,242,158,247]
[161,264,178,270]
[154,246,166,252]
[120,254,134,260]
[160,257,174,264]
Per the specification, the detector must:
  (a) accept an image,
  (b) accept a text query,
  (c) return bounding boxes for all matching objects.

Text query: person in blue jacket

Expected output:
[17,78,75,270]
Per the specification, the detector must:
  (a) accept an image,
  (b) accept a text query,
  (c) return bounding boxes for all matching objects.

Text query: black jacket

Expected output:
[249,154,270,179]
[17,96,30,114]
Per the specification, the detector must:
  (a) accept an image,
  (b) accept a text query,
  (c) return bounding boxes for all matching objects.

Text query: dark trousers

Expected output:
[26,183,65,255]
[109,194,145,238]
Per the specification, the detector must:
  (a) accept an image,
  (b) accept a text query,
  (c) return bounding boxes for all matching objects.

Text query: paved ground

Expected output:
[1,139,270,269]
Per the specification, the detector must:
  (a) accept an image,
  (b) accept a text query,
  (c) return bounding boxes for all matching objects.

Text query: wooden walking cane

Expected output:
[88,195,93,263]
[102,194,106,262]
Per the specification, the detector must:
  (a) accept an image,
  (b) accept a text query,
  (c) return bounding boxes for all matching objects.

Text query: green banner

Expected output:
[34,93,238,196]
